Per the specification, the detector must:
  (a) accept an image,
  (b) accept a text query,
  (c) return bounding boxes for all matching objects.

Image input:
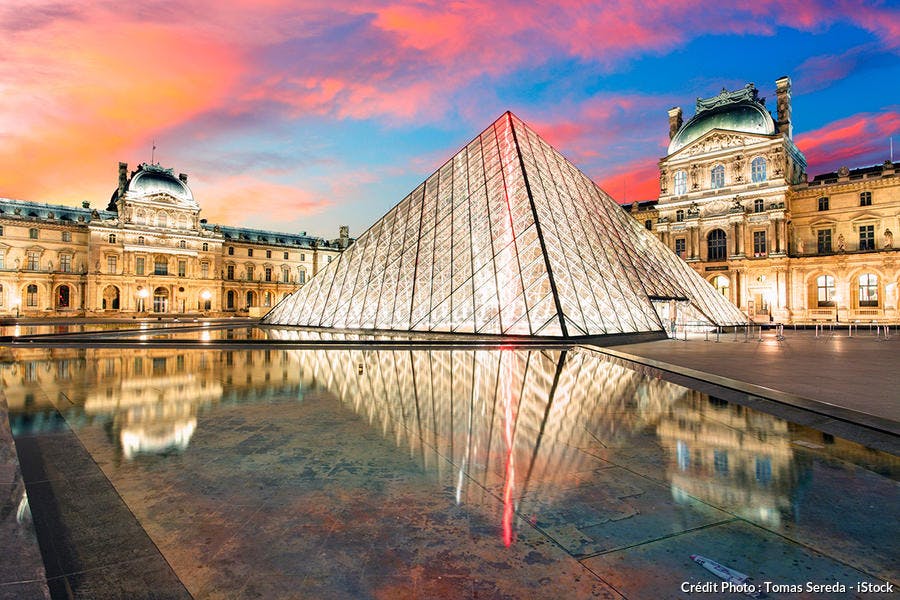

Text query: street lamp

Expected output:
[137,287,149,313]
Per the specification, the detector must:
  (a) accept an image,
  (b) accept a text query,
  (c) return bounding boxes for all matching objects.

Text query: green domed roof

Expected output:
[668,85,776,154]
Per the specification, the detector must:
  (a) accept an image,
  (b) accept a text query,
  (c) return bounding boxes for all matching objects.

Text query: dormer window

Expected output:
[751,157,767,182]
[673,170,687,195]
[710,164,725,189]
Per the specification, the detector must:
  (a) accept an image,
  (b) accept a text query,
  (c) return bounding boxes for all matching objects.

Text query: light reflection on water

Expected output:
[3,343,896,540]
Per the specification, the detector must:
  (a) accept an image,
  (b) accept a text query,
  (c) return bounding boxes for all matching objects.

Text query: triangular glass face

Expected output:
[264,112,747,338]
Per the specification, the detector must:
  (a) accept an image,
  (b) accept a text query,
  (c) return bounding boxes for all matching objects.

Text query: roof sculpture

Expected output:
[264,112,747,339]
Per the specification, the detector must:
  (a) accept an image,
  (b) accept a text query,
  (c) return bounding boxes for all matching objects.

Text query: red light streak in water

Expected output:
[501,351,516,547]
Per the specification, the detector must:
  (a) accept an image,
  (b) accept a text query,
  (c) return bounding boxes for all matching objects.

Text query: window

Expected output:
[107,255,117,274]
[0,284,3,306]
[0,225,3,236]
[675,209,684,222]
[0,251,4,270]
[644,219,652,230]
[713,275,729,297]
[136,257,145,276]
[60,254,72,273]
[178,260,186,277]
[29,228,39,239]
[817,229,832,253]
[264,291,273,307]
[26,284,38,306]
[713,450,728,475]
[753,198,764,213]
[753,230,767,256]
[62,231,71,242]
[156,213,167,227]
[248,248,254,257]
[138,236,145,245]
[178,240,186,249]
[818,196,829,211]
[673,170,687,195]
[755,457,772,485]
[247,265,254,280]
[265,267,272,282]
[816,275,836,307]
[201,262,209,278]
[707,229,727,261]
[858,274,878,307]
[266,250,271,258]
[154,256,168,275]
[226,265,234,280]
[299,268,306,284]
[300,253,306,261]
[859,191,872,206]
[283,252,289,260]
[282,267,290,282]
[751,157,767,183]
[327,256,333,263]
[202,242,208,251]
[859,225,875,250]
[710,164,724,189]
[56,285,70,308]
[228,246,234,255]
[27,251,40,271]
[674,238,686,258]
[108,233,116,244]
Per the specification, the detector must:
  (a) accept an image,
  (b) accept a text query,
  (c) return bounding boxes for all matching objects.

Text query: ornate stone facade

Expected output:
[628,77,899,324]
[0,162,350,317]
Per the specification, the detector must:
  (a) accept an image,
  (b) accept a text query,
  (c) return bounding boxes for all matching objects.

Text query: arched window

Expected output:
[153,287,168,313]
[713,275,729,297]
[179,240,186,249]
[137,236,145,245]
[102,286,120,310]
[858,274,878,307]
[707,229,727,261]
[156,212,168,227]
[710,164,725,189]
[751,157,767,182]
[674,170,687,195]
[154,256,168,275]
[226,290,236,310]
[56,285,70,309]
[753,198,764,213]
[816,275,835,307]
[202,242,208,251]
[264,291,273,307]
[246,291,256,308]
[26,284,38,307]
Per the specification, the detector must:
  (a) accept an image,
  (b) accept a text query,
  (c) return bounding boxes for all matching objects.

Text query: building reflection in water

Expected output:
[2,340,893,539]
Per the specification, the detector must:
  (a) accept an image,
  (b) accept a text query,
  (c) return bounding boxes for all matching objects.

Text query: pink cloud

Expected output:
[796,110,900,172]
[596,158,662,204]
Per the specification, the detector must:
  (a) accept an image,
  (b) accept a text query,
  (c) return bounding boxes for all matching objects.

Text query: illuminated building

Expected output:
[631,77,899,323]
[0,162,351,317]
[266,112,745,339]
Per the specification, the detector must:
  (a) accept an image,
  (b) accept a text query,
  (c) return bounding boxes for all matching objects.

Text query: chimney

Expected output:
[339,225,349,248]
[117,162,128,196]
[667,107,683,140]
[179,173,188,183]
[775,76,792,138]
[81,201,90,208]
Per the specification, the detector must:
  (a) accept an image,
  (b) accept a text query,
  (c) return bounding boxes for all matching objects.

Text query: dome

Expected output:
[668,86,776,154]
[127,163,197,207]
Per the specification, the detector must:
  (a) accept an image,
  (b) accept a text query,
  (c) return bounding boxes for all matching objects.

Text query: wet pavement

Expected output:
[0,334,897,599]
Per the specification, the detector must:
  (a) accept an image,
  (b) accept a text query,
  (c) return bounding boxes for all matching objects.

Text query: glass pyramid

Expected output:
[264,112,747,338]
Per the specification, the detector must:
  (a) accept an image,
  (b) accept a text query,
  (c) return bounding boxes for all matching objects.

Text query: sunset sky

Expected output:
[2,1,898,238]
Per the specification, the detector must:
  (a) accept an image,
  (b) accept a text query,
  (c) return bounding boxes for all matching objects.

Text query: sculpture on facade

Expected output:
[884,229,893,249]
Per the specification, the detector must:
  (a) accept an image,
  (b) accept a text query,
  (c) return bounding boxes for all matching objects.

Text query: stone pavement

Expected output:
[609,328,899,435]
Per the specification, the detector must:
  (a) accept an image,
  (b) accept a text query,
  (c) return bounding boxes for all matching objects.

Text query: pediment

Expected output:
[667,128,775,160]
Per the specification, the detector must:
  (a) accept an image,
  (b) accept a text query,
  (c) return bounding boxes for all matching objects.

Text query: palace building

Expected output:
[0,162,351,317]
[628,77,899,324]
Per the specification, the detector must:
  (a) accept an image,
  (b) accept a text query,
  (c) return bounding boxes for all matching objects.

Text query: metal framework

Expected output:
[264,112,746,338]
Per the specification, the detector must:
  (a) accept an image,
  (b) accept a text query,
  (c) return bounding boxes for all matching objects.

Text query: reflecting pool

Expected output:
[2,342,898,599]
